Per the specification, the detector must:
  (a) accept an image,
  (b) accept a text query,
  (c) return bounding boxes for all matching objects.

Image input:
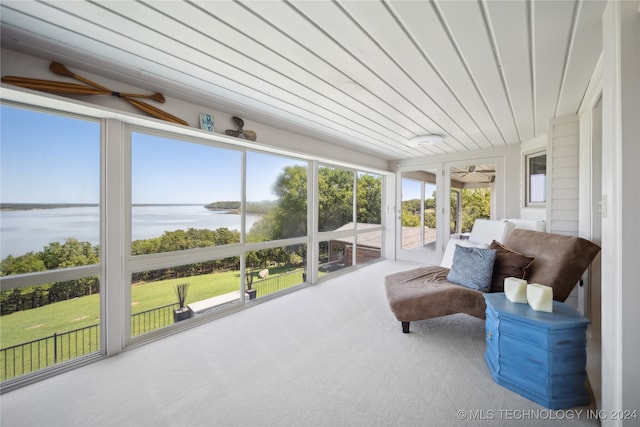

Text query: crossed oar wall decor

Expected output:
[2,62,188,126]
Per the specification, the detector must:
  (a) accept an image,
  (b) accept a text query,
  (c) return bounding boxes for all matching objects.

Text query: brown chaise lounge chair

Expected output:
[385,229,601,333]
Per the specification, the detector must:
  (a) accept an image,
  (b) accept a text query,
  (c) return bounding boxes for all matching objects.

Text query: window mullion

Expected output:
[105,118,127,356]
[309,160,319,284]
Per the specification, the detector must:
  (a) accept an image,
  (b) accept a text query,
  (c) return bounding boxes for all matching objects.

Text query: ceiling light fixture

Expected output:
[407,134,444,147]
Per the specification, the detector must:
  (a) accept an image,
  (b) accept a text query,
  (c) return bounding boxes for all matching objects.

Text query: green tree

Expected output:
[401,208,420,227]
[451,188,491,233]
[460,188,491,232]
[40,238,99,270]
[131,228,241,255]
[271,165,308,239]
[247,210,277,243]
[251,166,382,240]
[0,253,46,276]
[356,173,382,224]
[319,167,354,231]
[1,238,100,313]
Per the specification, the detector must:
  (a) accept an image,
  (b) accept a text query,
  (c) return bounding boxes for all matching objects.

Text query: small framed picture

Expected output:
[200,113,215,132]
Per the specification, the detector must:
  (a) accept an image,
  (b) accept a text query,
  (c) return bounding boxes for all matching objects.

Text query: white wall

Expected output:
[600,1,640,424]
[548,116,582,308]
[519,115,584,309]
[578,58,604,409]
[547,116,580,236]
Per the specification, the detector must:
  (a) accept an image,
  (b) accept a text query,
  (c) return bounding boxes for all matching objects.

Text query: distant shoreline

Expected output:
[0,203,205,211]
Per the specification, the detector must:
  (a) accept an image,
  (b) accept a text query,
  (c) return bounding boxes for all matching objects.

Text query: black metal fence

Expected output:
[1,274,304,381]
[1,324,99,381]
[131,302,180,337]
[252,270,304,298]
[0,303,180,381]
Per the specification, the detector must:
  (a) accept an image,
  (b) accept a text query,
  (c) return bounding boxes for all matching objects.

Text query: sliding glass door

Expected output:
[396,166,442,264]
[447,162,496,237]
[396,160,501,264]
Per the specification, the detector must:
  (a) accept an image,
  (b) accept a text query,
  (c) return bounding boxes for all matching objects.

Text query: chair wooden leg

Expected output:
[402,321,410,333]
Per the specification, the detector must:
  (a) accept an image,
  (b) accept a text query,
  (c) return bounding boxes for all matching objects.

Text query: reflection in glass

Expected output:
[450,164,494,234]
[356,229,383,266]
[318,238,351,277]
[246,152,308,241]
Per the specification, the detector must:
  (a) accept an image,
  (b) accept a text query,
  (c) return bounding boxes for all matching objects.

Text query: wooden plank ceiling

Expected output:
[0,0,606,160]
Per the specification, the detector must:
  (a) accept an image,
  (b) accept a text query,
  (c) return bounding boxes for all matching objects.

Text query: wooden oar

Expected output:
[49,62,111,92]
[3,61,185,125]
[2,76,187,125]
[124,97,188,126]
[49,62,165,103]
[1,76,108,95]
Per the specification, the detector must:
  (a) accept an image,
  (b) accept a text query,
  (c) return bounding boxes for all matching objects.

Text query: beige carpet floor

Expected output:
[0,260,598,426]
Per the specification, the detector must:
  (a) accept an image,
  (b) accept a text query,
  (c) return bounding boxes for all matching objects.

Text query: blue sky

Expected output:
[1,105,306,204]
[402,178,436,201]
[1,105,100,203]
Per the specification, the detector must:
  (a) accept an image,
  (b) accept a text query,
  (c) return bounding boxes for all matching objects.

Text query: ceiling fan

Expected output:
[451,165,496,182]
[225,116,257,141]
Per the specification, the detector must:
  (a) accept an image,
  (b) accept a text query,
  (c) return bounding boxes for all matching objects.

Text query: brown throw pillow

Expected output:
[488,240,535,292]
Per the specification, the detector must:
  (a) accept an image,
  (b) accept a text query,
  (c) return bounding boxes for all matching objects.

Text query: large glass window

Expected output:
[246,152,308,242]
[1,101,387,387]
[318,167,383,276]
[355,172,382,265]
[318,166,354,232]
[0,105,101,380]
[131,132,242,254]
[246,244,307,299]
[356,172,382,226]
[131,257,240,337]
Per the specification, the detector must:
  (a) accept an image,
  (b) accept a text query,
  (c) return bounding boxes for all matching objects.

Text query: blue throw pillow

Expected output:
[447,244,497,292]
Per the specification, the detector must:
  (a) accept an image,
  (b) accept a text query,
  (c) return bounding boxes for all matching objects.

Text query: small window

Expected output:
[526,152,546,206]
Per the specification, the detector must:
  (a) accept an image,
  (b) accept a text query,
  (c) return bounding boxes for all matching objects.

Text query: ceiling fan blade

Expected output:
[225,130,241,137]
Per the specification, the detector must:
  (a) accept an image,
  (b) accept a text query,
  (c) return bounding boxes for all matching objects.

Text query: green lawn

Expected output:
[0,266,305,380]
[1,266,304,349]
[131,269,242,315]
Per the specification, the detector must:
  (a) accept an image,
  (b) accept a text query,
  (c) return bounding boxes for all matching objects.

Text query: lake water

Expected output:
[0,205,261,259]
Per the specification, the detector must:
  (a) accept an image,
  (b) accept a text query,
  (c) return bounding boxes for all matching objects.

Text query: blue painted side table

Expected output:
[483,293,591,409]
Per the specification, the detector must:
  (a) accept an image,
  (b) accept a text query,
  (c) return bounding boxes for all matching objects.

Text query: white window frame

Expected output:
[0,87,389,391]
[0,102,105,392]
[525,150,547,208]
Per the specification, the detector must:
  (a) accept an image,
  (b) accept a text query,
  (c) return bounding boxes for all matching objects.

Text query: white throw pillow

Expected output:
[440,238,489,269]
[468,219,515,244]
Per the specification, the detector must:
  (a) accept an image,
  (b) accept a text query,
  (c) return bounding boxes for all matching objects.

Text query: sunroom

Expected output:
[0,1,638,425]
